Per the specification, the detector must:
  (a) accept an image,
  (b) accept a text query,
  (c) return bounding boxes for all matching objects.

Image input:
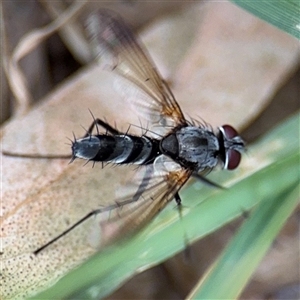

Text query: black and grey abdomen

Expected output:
[72,134,160,165]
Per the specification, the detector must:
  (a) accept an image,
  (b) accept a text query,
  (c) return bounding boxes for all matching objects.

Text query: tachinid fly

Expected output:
[33,10,245,254]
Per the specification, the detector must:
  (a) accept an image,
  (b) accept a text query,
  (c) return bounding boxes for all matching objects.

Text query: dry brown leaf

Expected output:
[5,0,88,115]
[1,2,299,299]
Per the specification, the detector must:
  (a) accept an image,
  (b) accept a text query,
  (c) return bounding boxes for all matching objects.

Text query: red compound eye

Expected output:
[221,124,239,139]
[220,125,242,170]
[225,149,241,170]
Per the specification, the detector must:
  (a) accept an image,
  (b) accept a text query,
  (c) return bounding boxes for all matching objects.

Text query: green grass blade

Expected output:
[231,0,300,39]
[188,181,300,299]
[31,112,300,299]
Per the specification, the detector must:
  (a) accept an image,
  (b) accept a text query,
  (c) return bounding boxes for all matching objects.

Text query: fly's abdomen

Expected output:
[72,134,160,165]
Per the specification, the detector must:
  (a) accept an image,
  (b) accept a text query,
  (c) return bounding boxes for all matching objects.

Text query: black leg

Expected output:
[175,192,182,206]
[2,151,72,159]
[33,210,101,255]
[192,173,226,189]
[174,192,191,259]
[83,118,120,137]
[33,185,153,254]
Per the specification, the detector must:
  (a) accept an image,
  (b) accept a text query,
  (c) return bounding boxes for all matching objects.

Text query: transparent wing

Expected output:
[90,155,193,247]
[86,10,187,131]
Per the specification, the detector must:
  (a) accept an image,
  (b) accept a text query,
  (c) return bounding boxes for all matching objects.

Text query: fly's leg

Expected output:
[83,118,120,138]
[1,151,72,159]
[174,192,191,259]
[84,109,120,137]
[192,173,225,189]
[174,192,181,206]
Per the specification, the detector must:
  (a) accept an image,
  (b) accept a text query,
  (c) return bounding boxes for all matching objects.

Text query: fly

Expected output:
[7,10,245,254]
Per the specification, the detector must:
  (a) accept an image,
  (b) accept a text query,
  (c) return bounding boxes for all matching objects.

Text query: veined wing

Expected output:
[86,10,187,131]
[91,156,193,247]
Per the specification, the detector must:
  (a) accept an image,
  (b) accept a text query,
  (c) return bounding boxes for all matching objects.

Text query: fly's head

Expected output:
[218,125,245,170]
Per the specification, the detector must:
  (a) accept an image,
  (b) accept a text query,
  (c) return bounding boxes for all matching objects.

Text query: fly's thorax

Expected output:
[177,127,220,169]
[160,126,220,170]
